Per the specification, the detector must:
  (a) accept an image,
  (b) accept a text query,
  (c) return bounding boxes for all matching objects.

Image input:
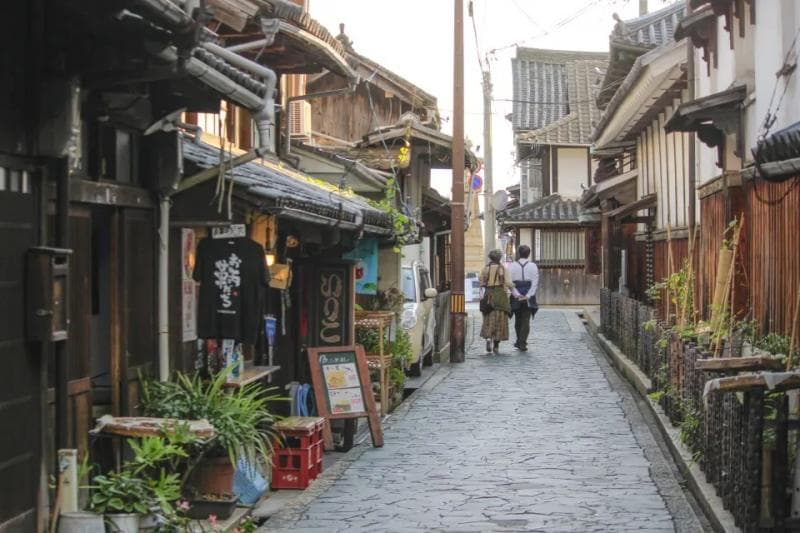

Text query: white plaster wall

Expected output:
[556,147,589,199]
[753,1,800,149]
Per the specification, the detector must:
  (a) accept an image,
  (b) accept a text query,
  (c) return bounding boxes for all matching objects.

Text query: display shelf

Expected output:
[355,310,395,417]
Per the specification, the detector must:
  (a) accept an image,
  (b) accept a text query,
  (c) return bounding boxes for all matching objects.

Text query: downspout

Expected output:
[158,196,171,380]
[686,29,696,244]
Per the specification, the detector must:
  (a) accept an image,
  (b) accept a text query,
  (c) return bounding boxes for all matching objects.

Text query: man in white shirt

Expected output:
[507,245,540,351]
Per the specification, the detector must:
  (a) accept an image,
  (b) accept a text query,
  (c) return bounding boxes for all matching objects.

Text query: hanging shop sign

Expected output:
[307,345,383,449]
[298,262,354,348]
[343,238,378,295]
[181,228,197,342]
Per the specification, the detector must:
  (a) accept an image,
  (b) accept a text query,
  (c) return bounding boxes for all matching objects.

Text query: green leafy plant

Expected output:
[389,367,406,390]
[386,329,413,367]
[369,176,419,251]
[90,470,151,515]
[139,366,285,467]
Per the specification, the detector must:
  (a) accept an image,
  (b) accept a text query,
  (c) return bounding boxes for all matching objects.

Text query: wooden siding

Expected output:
[653,237,689,319]
[746,177,800,335]
[536,268,601,305]
[310,75,407,143]
[697,185,749,321]
[636,105,692,231]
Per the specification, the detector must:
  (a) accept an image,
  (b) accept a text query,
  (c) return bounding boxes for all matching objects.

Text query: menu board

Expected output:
[320,352,365,414]
[307,345,383,448]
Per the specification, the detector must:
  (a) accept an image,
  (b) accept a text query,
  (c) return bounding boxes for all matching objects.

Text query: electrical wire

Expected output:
[488,0,606,55]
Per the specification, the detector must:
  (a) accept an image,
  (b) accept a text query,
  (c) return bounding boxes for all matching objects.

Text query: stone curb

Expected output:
[257,363,453,531]
[583,307,740,533]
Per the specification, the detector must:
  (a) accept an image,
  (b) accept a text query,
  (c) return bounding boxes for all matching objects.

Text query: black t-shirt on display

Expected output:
[193,237,267,344]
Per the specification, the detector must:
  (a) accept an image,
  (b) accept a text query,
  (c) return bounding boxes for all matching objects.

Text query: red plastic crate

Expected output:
[271,450,323,490]
[276,418,325,450]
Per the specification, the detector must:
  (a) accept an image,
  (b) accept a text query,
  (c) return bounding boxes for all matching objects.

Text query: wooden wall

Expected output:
[697,185,748,322]
[746,177,800,335]
[636,100,693,231]
[652,237,689,319]
[309,76,409,143]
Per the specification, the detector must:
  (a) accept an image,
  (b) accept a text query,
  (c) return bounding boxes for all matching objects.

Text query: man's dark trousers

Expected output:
[514,305,532,349]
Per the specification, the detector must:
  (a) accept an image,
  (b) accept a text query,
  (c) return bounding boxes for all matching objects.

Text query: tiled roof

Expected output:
[500,194,581,224]
[612,3,686,48]
[597,2,687,108]
[182,140,392,231]
[512,48,608,136]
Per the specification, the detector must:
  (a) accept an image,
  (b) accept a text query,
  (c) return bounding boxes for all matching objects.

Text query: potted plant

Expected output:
[89,434,189,532]
[90,470,149,533]
[139,366,283,500]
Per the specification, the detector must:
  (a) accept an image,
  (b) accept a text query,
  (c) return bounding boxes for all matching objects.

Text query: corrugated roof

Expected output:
[182,140,392,231]
[512,48,608,137]
[500,194,581,224]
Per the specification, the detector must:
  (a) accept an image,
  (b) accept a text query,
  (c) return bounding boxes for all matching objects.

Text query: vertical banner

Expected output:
[343,238,378,295]
[181,228,198,342]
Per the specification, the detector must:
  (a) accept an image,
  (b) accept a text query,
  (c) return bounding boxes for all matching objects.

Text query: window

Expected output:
[401,267,416,302]
[535,229,585,267]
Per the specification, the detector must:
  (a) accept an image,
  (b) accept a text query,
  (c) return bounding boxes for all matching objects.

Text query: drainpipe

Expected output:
[158,195,171,380]
[153,43,277,380]
[201,42,277,149]
[686,26,696,244]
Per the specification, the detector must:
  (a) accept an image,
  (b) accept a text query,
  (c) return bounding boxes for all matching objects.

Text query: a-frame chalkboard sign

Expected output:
[307,345,383,449]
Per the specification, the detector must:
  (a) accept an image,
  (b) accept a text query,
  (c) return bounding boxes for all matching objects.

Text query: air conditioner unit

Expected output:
[288,100,312,140]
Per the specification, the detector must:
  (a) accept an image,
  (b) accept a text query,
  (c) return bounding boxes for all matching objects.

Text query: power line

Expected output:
[488,0,606,55]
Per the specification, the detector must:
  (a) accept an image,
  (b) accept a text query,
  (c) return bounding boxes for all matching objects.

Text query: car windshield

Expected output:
[401,267,416,302]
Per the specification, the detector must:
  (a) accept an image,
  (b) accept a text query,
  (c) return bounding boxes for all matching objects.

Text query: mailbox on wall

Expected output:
[27,247,72,342]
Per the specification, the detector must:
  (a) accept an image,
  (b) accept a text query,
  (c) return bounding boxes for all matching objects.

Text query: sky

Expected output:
[309,0,679,201]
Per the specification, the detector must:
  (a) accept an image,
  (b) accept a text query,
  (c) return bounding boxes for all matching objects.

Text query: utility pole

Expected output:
[482,67,495,257]
[450,0,466,363]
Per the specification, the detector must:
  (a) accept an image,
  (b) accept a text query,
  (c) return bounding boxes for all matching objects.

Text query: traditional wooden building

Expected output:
[0,1,392,528]
[672,0,800,334]
[585,1,690,315]
[502,47,608,304]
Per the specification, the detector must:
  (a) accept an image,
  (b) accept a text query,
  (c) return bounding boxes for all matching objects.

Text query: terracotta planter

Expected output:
[190,456,235,496]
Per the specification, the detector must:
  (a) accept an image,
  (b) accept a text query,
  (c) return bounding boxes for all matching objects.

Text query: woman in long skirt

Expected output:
[479,249,512,354]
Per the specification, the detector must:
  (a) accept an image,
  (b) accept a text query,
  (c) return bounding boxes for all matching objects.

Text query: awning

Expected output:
[664,85,746,148]
[743,120,800,182]
[499,194,581,227]
[181,140,392,235]
[606,193,657,220]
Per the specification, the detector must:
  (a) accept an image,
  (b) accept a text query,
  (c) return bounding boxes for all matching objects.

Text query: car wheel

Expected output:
[408,360,422,377]
[423,350,433,367]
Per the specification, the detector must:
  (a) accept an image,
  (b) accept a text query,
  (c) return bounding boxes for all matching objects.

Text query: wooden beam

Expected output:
[70,179,154,208]
[695,356,785,372]
[706,372,800,394]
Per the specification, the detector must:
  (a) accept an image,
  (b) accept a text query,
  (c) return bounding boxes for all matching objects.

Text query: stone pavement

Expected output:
[260,309,708,532]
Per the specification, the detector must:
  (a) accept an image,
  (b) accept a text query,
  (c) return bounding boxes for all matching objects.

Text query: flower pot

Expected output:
[57,512,105,533]
[187,496,238,520]
[104,513,140,533]
[190,456,235,496]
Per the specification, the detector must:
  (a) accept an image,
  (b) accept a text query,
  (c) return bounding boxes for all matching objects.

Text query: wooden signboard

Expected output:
[307,345,383,449]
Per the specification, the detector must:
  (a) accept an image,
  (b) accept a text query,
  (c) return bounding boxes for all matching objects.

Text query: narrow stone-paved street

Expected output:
[262,309,708,532]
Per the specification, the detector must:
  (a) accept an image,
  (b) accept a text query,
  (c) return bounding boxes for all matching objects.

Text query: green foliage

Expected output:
[356,327,381,355]
[90,434,185,519]
[140,367,284,467]
[643,319,658,332]
[648,390,666,404]
[90,470,151,515]
[389,367,406,390]
[754,332,793,356]
[369,176,419,250]
[386,329,413,367]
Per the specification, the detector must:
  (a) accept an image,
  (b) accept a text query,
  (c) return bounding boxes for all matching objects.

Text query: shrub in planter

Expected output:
[139,366,283,496]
